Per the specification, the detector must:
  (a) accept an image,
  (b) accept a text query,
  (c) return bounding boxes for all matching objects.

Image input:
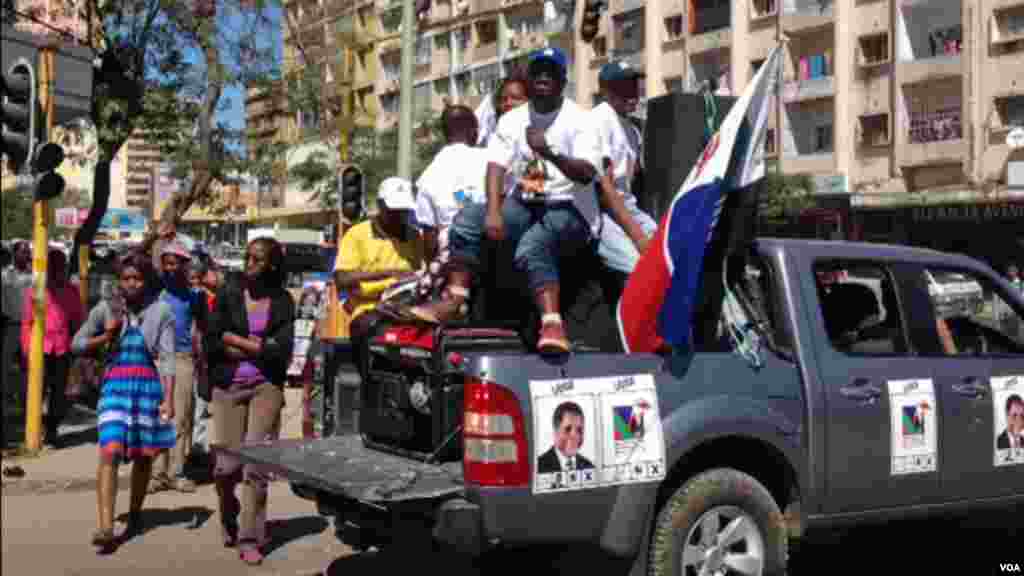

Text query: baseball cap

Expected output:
[161,239,192,261]
[599,60,644,83]
[528,47,568,74]
[377,177,416,211]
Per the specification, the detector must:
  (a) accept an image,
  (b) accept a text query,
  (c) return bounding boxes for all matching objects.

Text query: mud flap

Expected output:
[217,435,464,504]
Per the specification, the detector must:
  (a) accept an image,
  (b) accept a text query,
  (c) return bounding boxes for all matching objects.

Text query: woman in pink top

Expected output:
[21,249,83,448]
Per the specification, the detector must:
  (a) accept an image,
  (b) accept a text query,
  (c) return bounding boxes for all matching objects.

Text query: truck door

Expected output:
[804,258,943,513]
[911,264,1024,501]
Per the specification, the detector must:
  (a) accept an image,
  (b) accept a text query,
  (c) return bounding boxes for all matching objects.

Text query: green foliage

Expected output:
[760,170,815,222]
[1,189,33,240]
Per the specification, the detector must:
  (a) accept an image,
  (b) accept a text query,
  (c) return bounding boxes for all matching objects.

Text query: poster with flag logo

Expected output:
[617,44,783,354]
[530,374,665,494]
[888,379,938,475]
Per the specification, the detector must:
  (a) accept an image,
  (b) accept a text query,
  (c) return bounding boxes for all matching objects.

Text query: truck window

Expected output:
[920,267,1024,357]
[728,252,794,357]
[813,261,909,356]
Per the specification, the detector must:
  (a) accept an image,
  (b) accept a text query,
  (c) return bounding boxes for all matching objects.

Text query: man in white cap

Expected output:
[150,239,208,493]
[334,177,425,383]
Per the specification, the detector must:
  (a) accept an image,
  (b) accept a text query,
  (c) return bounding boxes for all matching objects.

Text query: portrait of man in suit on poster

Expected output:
[997,393,1024,451]
[537,401,596,474]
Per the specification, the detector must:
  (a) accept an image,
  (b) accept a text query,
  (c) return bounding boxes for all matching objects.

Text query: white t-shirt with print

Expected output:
[414,143,490,231]
[487,98,604,234]
[591,102,643,210]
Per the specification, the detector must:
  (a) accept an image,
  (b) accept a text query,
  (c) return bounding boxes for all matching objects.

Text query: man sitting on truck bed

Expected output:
[408,47,603,354]
[410,104,490,311]
[334,177,426,381]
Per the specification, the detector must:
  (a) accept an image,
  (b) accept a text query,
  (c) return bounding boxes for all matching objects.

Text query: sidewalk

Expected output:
[3,387,306,496]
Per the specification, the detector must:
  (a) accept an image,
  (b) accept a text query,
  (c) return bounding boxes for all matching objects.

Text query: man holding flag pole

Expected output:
[617,42,785,356]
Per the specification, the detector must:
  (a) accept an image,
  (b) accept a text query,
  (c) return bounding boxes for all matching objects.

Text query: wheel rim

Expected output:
[681,505,765,576]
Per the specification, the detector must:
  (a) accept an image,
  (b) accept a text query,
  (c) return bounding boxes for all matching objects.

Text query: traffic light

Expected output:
[339,164,365,222]
[1,58,37,174]
[580,0,606,44]
[32,142,65,201]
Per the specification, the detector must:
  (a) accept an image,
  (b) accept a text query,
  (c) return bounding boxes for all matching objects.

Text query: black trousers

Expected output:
[44,354,70,441]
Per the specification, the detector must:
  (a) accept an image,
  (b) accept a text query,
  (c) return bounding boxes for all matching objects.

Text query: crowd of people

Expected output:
[2,42,1019,568]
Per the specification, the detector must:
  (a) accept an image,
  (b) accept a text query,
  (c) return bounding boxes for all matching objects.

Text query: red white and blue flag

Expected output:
[617,45,784,354]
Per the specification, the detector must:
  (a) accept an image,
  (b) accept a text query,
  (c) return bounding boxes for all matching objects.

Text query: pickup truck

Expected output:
[223,238,1024,575]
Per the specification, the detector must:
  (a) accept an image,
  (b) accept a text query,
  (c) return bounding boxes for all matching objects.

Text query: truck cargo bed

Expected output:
[218,435,464,503]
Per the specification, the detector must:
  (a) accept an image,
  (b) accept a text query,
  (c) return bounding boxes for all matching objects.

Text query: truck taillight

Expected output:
[463,377,529,487]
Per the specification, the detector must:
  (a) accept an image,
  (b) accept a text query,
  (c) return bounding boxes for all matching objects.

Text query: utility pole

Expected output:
[26,45,56,452]
[397,0,415,179]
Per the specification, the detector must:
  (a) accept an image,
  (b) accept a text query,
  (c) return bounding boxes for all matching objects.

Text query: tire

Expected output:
[648,468,787,576]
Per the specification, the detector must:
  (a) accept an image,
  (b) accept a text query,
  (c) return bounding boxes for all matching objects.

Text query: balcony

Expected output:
[781,0,834,33]
[783,76,835,103]
[782,153,836,174]
[990,4,1024,48]
[901,108,967,166]
[688,27,731,54]
[781,101,835,168]
[896,0,963,78]
[858,32,891,69]
[687,48,731,94]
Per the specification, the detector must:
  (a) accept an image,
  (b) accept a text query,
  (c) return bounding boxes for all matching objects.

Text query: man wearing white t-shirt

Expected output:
[413,105,490,301]
[591,61,658,274]
[409,47,603,353]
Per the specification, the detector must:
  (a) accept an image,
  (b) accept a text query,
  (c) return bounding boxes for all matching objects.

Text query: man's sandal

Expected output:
[407,286,470,324]
[91,528,117,553]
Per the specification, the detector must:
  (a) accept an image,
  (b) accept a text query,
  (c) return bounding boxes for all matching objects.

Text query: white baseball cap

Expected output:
[377,177,416,211]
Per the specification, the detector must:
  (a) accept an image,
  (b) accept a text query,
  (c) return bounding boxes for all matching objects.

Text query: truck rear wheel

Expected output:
[648,468,787,576]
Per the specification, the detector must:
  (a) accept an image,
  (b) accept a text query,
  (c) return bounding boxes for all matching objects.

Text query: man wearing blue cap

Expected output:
[409,46,603,353]
[591,60,657,274]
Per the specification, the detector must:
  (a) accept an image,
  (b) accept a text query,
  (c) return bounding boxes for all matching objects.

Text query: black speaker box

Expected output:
[640,92,738,222]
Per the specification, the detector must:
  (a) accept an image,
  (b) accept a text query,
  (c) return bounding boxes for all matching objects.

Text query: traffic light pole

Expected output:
[25,46,56,452]
[397,0,415,180]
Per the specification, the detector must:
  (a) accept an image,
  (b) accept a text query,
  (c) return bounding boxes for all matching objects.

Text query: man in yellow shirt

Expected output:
[335,177,425,382]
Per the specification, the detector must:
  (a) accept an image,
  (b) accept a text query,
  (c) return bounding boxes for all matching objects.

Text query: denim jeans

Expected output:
[596,203,658,274]
[449,195,593,291]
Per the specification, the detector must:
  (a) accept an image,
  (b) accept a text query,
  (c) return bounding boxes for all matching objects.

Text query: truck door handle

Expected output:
[839,380,882,402]
[952,378,988,399]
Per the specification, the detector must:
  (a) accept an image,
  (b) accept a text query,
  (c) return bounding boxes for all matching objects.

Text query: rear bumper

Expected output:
[432,498,485,556]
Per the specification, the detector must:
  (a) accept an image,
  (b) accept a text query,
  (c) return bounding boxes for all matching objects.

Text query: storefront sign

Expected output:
[910,202,1024,223]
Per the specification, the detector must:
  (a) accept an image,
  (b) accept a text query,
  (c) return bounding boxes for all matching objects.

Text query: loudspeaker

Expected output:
[640,92,738,222]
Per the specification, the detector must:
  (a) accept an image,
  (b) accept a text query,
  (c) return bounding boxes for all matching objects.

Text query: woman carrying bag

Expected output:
[206,237,295,565]
[72,250,175,552]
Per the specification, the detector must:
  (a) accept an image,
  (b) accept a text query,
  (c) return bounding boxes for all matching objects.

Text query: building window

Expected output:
[814,123,833,153]
[380,93,398,115]
[414,83,431,116]
[614,10,645,55]
[996,95,1024,128]
[858,114,890,147]
[859,33,889,66]
[665,76,683,93]
[693,0,730,34]
[593,36,608,59]
[765,128,776,155]
[473,63,501,95]
[664,15,684,40]
[751,0,777,19]
[477,19,498,45]
[416,36,431,66]
[751,58,765,79]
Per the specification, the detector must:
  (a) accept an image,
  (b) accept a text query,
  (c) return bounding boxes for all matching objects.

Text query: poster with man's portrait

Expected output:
[530,375,666,495]
[991,375,1024,467]
[532,390,599,494]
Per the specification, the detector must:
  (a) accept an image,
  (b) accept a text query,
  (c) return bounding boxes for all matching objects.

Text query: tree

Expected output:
[1,187,33,240]
[759,170,815,223]
[6,0,279,266]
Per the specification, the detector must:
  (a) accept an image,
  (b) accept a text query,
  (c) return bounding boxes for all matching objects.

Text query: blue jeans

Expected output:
[449,195,593,291]
[597,203,658,274]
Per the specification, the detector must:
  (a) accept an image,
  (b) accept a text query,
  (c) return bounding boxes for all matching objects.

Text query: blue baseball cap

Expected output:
[599,60,644,83]
[528,47,568,75]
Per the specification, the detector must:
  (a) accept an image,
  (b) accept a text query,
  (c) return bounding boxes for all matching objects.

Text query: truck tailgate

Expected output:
[218,435,464,503]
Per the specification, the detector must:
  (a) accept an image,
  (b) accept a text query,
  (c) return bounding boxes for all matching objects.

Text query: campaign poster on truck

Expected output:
[991,375,1024,467]
[888,378,938,476]
[530,374,666,494]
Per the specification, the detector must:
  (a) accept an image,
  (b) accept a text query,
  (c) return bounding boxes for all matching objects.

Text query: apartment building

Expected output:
[571,0,1023,196]
[245,81,289,207]
[567,0,1023,263]
[114,133,163,214]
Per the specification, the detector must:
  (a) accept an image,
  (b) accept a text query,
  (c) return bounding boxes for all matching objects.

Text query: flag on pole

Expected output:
[616,44,783,354]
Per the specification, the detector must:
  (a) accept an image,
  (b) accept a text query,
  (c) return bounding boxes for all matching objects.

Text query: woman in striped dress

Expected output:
[73,250,176,551]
